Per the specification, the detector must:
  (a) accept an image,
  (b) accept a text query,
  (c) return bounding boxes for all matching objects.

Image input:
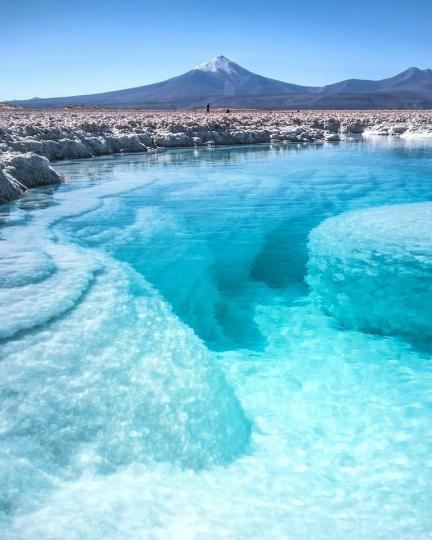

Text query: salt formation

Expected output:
[1,109,432,203]
[2,131,432,539]
[307,202,432,339]
[0,193,251,515]
[0,247,250,468]
[0,151,62,203]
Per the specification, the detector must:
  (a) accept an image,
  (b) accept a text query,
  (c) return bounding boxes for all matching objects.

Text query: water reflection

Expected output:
[18,185,60,211]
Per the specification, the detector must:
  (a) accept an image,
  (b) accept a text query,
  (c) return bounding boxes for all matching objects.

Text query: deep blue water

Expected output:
[1,140,432,539]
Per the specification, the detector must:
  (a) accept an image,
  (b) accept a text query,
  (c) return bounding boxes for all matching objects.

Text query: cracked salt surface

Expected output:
[1,140,432,539]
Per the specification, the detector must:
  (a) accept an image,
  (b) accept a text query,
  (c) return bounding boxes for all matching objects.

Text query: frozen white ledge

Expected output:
[307,202,432,339]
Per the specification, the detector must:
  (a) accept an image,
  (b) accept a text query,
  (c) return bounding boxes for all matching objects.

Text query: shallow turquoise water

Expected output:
[1,140,432,539]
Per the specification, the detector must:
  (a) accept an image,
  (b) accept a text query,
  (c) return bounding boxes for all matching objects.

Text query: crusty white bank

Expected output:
[1,109,432,203]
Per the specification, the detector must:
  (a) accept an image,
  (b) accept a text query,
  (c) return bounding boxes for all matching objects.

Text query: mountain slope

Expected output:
[8,57,432,109]
[322,67,432,95]
[10,56,314,109]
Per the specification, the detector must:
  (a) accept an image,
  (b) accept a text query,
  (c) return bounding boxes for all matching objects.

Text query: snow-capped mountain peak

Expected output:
[195,56,238,74]
[8,57,432,110]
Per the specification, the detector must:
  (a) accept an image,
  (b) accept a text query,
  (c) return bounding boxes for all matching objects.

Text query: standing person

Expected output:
[206,102,210,113]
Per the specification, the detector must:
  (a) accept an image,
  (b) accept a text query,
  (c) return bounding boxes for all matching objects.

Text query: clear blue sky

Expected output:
[2,0,432,100]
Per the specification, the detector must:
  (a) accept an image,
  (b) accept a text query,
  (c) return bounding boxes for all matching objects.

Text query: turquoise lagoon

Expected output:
[1,140,432,539]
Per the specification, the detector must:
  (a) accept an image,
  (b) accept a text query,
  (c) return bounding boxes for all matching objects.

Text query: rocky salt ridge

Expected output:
[1,109,432,203]
[0,152,63,203]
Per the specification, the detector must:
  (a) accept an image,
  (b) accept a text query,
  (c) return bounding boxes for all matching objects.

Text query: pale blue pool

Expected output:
[1,140,432,539]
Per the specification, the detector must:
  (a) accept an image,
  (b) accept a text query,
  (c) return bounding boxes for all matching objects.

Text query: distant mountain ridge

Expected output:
[8,56,432,109]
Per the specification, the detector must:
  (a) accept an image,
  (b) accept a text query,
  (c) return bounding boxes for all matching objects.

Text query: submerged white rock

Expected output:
[0,236,251,513]
[307,202,432,339]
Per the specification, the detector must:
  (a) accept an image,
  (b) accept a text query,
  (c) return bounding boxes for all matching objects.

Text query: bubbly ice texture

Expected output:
[307,203,432,339]
[2,140,432,539]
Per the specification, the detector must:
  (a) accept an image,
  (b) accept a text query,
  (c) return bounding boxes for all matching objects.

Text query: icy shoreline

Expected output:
[1,109,432,203]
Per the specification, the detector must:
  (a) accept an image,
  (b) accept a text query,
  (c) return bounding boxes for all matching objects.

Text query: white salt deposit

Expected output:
[1,109,432,203]
[307,202,432,339]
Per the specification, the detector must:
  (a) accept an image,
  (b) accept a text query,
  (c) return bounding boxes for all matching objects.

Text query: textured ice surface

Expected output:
[308,202,432,339]
[2,141,432,539]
